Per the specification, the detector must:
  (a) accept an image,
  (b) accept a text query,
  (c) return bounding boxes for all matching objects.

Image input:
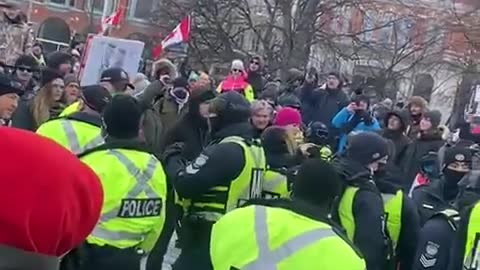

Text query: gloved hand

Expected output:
[162,142,186,163]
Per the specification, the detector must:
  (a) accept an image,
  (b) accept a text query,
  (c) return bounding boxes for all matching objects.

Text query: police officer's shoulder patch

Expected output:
[186,154,209,174]
[419,241,439,268]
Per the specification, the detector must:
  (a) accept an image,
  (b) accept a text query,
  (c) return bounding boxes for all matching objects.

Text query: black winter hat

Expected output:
[15,55,38,69]
[103,95,142,139]
[0,73,22,96]
[208,91,251,124]
[40,68,62,88]
[293,158,342,205]
[82,85,112,113]
[46,52,73,70]
[346,132,389,165]
[443,146,472,167]
[423,110,442,129]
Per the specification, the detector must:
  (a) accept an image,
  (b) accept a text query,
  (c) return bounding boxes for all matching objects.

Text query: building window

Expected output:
[395,17,415,47]
[129,0,155,20]
[48,0,75,7]
[88,0,116,14]
[362,11,375,41]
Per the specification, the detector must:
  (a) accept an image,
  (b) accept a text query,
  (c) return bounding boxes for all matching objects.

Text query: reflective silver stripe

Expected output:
[98,150,159,223]
[381,194,395,204]
[61,120,82,154]
[222,137,266,208]
[263,174,286,193]
[83,135,104,151]
[243,206,337,269]
[90,226,144,242]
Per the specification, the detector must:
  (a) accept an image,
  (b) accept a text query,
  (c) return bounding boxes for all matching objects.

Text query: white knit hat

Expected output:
[231,59,245,71]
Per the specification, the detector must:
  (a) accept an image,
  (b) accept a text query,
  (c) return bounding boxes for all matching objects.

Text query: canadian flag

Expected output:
[152,16,191,58]
[100,6,125,35]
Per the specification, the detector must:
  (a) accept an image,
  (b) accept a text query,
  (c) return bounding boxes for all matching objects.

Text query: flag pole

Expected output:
[101,0,111,36]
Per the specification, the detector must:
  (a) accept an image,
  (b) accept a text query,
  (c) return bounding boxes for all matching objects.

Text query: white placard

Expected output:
[80,36,144,86]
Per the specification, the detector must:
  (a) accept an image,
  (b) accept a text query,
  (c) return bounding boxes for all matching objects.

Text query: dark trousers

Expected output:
[173,219,213,270]
[63,243,143,270]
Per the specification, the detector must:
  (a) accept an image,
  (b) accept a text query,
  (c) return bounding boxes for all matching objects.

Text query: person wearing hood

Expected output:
[250,99,274,138]
[209,158,366,270]
[299,71,349,142]
[333,132,392,270]
[46,51,73,76]
[0,127,103,270]
[412,146,472,225]
[246,55,266,98]
[406,96,428,139]
[413,170,480,270]
[401,110,445,191]
[11,68,65,131]
[0,2,33,66]
[448,170,480,270]
[164,91,266,270]
[31,42,46,66]
[372,98,393,125]
[381,110,411,165]
[77,95,174,270]
[36,85,111,155]
[13,54,39,100]
[261,126,299,198]
[259,81,280,107]
[163,85,216,161]
[131,72,151,96]
[217,59,254,102]
[0,73,22,126]
[332,94,381,153]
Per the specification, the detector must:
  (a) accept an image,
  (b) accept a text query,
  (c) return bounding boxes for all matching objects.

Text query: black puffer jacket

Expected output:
[162,88,216,160]
[401,129,444,192]
[381,110,411,165]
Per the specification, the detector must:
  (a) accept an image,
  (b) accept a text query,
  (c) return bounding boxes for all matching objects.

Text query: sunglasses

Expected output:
[250,61,260,65]
[232,69,242,73]
[17,67,32,73]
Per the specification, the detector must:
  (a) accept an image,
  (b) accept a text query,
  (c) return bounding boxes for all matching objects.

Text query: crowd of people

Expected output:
[1,2,480,270]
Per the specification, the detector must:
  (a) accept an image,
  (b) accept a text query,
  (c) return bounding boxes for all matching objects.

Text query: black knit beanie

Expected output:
[423,110,442,129]
[346,132,389,166]
[103,95,142,139]
[46,51,73,70]
[40,68,62,88]
[293,158,341,205]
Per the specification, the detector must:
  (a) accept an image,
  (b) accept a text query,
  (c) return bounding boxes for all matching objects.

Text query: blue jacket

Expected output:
[332,107,381,152]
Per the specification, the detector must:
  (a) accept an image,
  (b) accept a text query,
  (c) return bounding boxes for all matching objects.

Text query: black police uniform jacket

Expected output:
[412,179,453,225]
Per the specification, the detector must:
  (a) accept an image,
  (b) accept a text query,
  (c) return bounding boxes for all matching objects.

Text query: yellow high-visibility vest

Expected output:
[263,169,290,199]
[80,147,168,252]
[210,205,366,270]
[464,202,480,270]
[189,136,266,222]
[36,114,103,155]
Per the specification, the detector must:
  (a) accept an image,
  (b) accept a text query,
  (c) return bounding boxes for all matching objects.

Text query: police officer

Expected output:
[76,95,173,270]
[412,146,472,225]
[166,91,266,270]
[334,132,391,270]
[210,158,366,270]
[36,85,111,154]
[446,171,480,270]
[424,170,480,270]
[304,121,333,160]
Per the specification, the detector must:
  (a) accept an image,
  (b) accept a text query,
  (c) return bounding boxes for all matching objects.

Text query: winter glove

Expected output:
[162,142,186,163]
[137,80,170,110]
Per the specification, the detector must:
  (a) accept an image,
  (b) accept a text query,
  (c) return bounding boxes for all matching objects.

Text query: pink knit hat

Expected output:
[274,107,302,127]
